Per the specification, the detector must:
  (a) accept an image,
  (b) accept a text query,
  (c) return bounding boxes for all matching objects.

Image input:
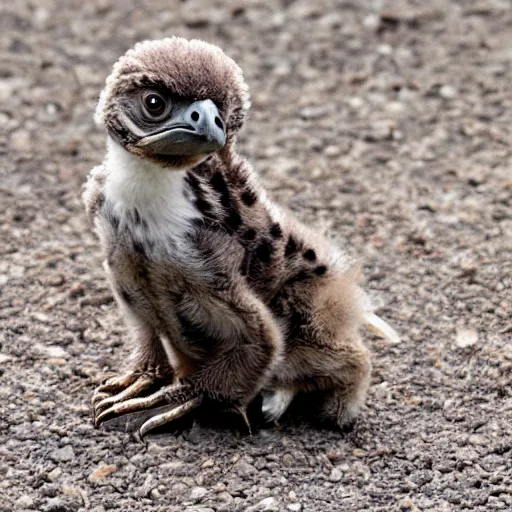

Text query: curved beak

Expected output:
[136,99,226,156]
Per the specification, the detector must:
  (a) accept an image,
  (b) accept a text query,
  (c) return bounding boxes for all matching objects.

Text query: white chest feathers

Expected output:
[102,138,200,247]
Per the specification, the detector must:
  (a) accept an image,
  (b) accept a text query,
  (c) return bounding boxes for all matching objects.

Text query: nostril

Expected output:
[191,111,200,122]
[215,116,223,129]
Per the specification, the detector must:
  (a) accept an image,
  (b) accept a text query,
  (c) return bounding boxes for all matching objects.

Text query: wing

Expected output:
[82,164,107,222]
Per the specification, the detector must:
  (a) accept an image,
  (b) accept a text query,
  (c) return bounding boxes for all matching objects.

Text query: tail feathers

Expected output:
[365,312,401,345]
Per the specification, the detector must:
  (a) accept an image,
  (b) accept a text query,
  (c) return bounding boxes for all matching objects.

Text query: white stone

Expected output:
[363,14,380,30]
[456,328,478,348]
[47,467,63,481]
[190,487,208,501]
[247,497,278,511]
[15,495,34,508]
[34,344,68,358]
[439,85,457,99]
[0,354,13,364]
[329,468,343,482]
[377,44,392,55]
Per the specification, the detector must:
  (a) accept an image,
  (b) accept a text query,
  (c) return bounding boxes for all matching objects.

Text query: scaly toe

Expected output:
[96,371,140,394]
[95,385,171,425]
[138,397,202,438]
[94,374,155,424]
[91,391,110,406]
[94,380,198,429]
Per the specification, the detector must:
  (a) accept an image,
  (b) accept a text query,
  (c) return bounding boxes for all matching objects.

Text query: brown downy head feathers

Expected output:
[99,38,250,138]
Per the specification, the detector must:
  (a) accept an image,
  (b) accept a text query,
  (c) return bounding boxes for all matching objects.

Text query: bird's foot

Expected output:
[92,365,172,422]
[93,377,202,438]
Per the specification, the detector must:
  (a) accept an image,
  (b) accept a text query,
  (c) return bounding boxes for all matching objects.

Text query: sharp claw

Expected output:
[138,397,202,438]
[91,391,110,406]
[97,371,139,394]
[93,376,200,431]
[94,374,155,424]
[95,382,186,425]
[237,406,252,435]
[215,402,252,434]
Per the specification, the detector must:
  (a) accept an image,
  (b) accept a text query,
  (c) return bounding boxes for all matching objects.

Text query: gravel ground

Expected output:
[1,0,511,510]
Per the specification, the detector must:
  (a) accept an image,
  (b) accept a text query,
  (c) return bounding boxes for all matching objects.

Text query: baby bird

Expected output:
[84,37,399,438]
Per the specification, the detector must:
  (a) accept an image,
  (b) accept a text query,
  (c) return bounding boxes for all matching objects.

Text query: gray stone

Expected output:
[15,495,34,509]
[329,468,343,482]
[50,445,74,463]
[234,458,257,476]
[42,496,80,512]
[47,467,62,482]
[246,497,278,512]
[190,486,208,501]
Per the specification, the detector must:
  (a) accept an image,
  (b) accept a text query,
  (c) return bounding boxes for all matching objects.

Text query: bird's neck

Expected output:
[104,138,184,204]
[103,137,200,240]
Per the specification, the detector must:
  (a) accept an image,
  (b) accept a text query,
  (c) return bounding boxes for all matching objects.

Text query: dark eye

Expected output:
[143,92,167,117]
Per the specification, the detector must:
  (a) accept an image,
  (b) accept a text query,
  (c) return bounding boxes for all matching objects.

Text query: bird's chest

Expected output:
[97,194,202,309]
[101,205,197,282]
[103,217,246,362]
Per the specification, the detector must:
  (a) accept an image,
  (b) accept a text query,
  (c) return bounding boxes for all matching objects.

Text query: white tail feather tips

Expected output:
[365,312,401,345]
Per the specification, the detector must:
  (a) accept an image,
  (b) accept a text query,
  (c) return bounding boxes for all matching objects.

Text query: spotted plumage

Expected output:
[83,37,399,437]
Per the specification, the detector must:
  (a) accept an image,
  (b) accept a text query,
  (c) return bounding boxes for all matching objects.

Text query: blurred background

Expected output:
[1,1,511,511]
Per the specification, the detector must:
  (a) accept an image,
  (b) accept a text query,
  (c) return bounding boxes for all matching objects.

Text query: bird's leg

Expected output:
[187,288,284,435]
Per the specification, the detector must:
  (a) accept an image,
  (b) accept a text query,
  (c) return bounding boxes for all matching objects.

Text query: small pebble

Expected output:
[246,497,278,511]
[50,445,74,462]
[468,434,487,446]
[88,461,118,483]
[10,130,32,152]
[456,328,478,348]
[150,488,161,500]
[16,495,34,509]
[0,354,13,364]
[47,467,62,482]
[439,84,457,99]
[329,468,343,482]
[190,486,208,501]
[366,120,396,141]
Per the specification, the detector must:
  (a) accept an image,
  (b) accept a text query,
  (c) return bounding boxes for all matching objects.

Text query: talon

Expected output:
[94,374,155,424]
[97,371,140,394]
[215,401,252,434]
[93,377,199,431]
[95,382,183,425]
[139,397,202,438]
[237,406,252,435]
[91,391,110,406]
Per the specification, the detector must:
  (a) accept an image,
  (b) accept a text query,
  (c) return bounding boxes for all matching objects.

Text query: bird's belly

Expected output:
[105,236,241,354]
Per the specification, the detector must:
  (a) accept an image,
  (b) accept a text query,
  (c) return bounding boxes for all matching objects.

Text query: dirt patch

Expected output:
[1,0,510,510]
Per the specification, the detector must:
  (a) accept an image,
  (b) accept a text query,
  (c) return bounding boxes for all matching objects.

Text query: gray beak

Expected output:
[136,99,226,156]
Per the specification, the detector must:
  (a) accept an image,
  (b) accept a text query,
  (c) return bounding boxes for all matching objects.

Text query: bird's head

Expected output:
[96,37,250,169]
